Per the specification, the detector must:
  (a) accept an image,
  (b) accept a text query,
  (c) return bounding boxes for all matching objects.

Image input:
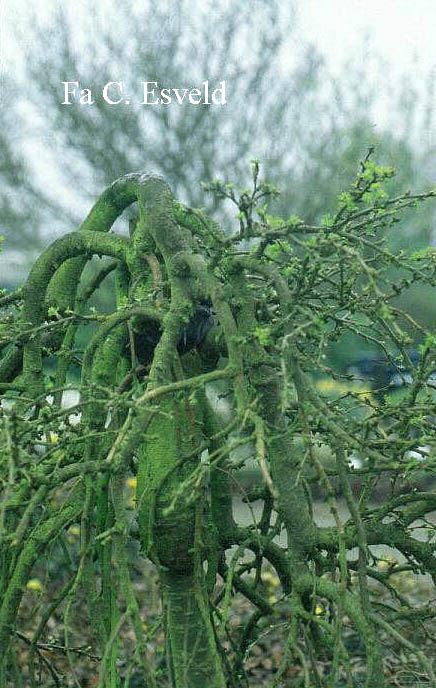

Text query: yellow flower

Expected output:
[126,477,137,489]
[262,571,280,588]
[27,579,43,592]
[315,604,324,616]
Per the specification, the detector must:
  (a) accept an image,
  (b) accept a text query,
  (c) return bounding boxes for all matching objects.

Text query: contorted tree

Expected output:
[1,158,436,688]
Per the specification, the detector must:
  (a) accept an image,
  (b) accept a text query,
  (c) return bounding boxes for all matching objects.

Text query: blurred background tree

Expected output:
[0,76,55,283]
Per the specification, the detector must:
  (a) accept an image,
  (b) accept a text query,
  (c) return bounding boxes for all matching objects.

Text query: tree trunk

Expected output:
[137,395,226,688]
[161,571,225,688]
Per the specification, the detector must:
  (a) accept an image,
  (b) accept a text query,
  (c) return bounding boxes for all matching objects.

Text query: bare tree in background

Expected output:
[0,78,49,254]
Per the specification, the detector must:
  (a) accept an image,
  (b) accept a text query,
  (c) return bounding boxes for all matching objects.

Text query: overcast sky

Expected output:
[2,2,435,72]
[298,1,436,75]
[2,1,435,79]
